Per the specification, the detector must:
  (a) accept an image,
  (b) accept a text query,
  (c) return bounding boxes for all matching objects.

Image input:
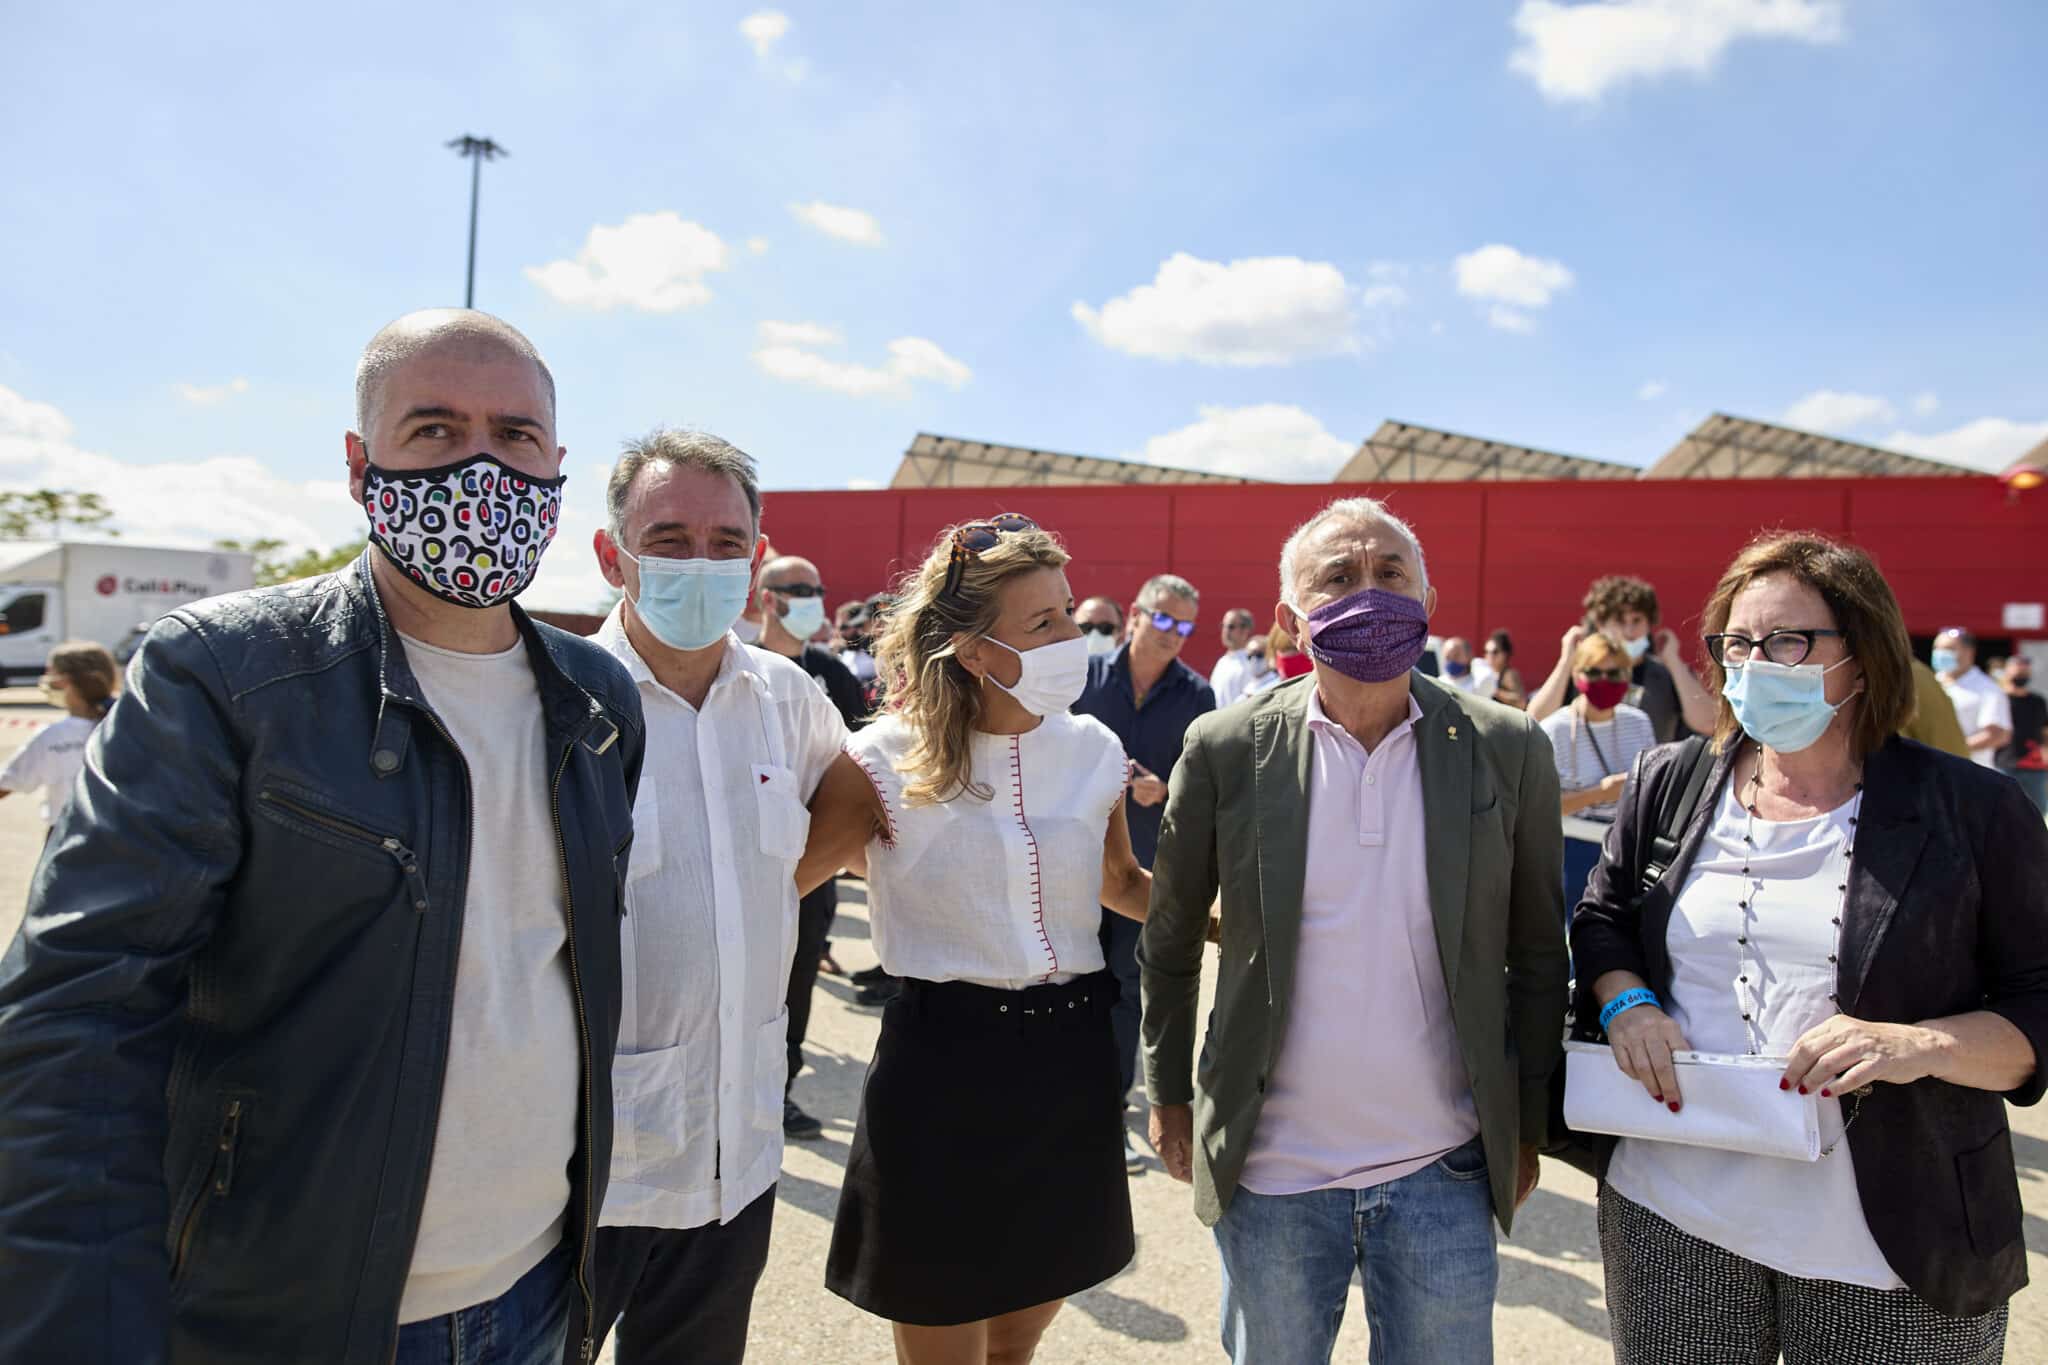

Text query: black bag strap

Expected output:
[1639,735,1714,898]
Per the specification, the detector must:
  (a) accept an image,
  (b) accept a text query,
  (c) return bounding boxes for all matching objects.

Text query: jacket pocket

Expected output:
[170,1094,250,1284]
[255,786,431,912]
[1955,1128,2023,1255]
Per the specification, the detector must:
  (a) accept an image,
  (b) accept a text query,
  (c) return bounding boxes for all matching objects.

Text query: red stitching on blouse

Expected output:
[845,746,899,850]
[1009,734,1058,983]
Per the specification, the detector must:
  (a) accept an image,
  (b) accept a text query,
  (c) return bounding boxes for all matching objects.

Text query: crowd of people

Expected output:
[1,306,2046,1365]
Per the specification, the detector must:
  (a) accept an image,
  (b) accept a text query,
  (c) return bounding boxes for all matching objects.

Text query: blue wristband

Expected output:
[1599,988,1659,1031]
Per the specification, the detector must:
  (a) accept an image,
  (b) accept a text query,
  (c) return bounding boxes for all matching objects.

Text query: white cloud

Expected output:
[1509,0,1846,104]
[1782,389,1896,432]
[739,11,789,58]
[846,477,883,490]
[1135,403,1354,482]
[1910,391,1940,417]
[1488,305,1537,334]
[176,377,250,406]
[746,236,770,255]
[1072,252,1358,367]
[787,201,885,247]
[1881,417,2048,474]
[757,320,843,348]
[0,384,360,553]
[524,212,730,312]
[752,335,973,399]
[1638,379,1669,401]
[1455,243,1575,309]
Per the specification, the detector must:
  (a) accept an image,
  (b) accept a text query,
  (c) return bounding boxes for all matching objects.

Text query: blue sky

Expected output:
[3,0,2044,609]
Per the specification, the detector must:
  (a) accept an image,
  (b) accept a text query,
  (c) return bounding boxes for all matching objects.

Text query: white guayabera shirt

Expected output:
[594,609,847,1231]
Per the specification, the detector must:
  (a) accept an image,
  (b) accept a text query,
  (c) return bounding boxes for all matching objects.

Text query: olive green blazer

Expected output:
[1138,671,1567,1231]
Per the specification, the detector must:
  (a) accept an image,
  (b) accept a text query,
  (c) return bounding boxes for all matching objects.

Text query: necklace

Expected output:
[1736,743,1866,1156]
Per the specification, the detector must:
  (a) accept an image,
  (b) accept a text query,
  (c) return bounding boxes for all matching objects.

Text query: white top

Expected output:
[593,612,848,1231]
[397,634,581,1323]
[1539,704,1658,821]
[1239,691,1479,1196]
[0,714,96,827]
[1210,649,1252,708]
[1606,785,1902,1290]
[1941,667,2013,768]
[849,712,1129,990]
[839,647,877,683]
[1470,660,1502,701]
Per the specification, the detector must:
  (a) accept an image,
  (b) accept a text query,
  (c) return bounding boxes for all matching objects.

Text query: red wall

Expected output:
[760,477,2048,680]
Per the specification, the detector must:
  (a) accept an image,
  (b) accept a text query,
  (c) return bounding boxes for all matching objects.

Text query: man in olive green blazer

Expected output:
[1139,497,1566,1363]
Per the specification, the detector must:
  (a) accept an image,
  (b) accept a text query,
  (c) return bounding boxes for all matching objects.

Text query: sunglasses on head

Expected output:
[1077,621,1119,636]
[1147,610,1197,638]
[941,513,1037,599]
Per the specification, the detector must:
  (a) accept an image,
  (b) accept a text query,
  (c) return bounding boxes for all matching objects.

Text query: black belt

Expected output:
[892,971,1116,1030]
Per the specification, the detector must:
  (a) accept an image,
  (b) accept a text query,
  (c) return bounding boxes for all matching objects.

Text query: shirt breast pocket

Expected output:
[752,763,811,862]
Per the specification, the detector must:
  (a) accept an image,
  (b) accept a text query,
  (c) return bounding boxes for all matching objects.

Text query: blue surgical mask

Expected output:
[1444,658,1471,678]
[1930,647,1960,675]
[618,547,754,651]
[780,596,827,641]
[1722,656,1859,754]
[1622,634,1651,662]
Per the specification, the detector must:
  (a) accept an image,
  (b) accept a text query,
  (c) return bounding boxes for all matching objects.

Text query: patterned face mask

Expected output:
[362,451,564,609]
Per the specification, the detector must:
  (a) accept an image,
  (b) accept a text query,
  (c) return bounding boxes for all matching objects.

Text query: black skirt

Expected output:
[826,971,1136,1326]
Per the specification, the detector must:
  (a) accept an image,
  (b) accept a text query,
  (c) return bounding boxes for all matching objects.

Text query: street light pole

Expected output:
[445,135,507,308]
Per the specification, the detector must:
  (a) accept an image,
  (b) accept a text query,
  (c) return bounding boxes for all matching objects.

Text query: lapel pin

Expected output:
[1447,724,1459,741]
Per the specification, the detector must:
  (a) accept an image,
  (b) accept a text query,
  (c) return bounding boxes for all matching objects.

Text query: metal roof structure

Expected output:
[1335,420,1640,483]
[1642,413,1972,480]
[889,432,1264,488]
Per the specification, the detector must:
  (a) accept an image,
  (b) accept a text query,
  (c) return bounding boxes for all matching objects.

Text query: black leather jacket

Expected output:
[1572,735,2048,1317]
[0,553,644,1364]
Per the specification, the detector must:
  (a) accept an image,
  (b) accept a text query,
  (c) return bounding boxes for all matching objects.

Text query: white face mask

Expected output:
[1622,634,1651,661]
[1084,629,1119,657]
[980,633,1092,716]
[780,596,828,641]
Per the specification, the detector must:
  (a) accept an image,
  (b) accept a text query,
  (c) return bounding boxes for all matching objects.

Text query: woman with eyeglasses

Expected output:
[1540,632,1659,823]
[795,515,1152,1364]
[1569,531,2048,1364]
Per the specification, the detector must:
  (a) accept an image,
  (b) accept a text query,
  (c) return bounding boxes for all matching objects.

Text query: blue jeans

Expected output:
[1214,1137,1498,1365]
[395,1241,572,1365]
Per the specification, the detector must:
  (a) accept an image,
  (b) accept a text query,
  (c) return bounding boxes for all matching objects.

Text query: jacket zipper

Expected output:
[171,1097,244,1280]
[257,790,432,913]
[550,733,600,1365]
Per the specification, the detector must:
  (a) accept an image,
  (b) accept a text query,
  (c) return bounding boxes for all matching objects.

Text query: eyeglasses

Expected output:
[1704,628,1846,668]
[1578,668,1628,682]
[766,582,828,599]
[1077,621,1120,637]
[1147,610,1197,639]
[941,513,1037,599]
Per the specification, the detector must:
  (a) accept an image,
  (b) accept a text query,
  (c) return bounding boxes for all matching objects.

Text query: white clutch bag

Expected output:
[1562,1040,1842,1163]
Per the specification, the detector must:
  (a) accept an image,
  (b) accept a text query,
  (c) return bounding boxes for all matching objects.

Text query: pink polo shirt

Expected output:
[1236,687,1480,1196]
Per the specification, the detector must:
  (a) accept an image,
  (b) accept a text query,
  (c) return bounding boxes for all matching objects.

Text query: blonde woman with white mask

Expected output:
[798,514,1152,1365]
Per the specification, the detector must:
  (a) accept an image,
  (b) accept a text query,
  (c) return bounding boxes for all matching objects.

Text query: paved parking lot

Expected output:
[1,690,2043,1361]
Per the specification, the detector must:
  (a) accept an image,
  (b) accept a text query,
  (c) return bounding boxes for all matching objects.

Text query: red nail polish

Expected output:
[1778,1079,1789,1091]
[1667,1101,1680,1112]
[1797,1086,1808,1095]
[1653,1094,1663,1102]
[1820,1089,1831,1098]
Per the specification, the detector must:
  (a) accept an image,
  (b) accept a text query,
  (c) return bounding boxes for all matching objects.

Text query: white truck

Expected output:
[0,541,256,684]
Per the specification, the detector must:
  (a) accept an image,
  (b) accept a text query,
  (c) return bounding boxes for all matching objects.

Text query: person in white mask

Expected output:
[588,430,850,1364]
[1074,595,1124,658]
[796,514,1153,1365]
[1528,574,1718,744]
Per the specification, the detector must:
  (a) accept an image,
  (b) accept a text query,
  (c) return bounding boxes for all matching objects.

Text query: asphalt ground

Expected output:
[0,688,2042,1362]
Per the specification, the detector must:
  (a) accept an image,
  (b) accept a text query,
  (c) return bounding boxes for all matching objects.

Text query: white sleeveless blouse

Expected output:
[846,712,1130,990]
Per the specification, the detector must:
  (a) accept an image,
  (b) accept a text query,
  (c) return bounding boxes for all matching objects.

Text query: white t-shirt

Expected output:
[1470,661,1502,700]
[1211,650,1251,708]
[848,712,1128,990]
[396,634,582,1324]
[1941,667,2013,768]
[593,617,847,1232]
[0,714,96,828]
[1606,785,1902,1290]
[1539,704,1657,821]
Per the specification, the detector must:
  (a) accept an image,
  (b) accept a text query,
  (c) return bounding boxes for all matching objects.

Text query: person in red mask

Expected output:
[1540,632,1658,822]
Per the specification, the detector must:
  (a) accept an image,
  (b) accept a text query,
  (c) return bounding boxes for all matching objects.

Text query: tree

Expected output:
[215,537,367,586]
[0,489,117,539]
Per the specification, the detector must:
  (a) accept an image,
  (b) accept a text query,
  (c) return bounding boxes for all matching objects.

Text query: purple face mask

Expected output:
[1297,587,1429,684]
